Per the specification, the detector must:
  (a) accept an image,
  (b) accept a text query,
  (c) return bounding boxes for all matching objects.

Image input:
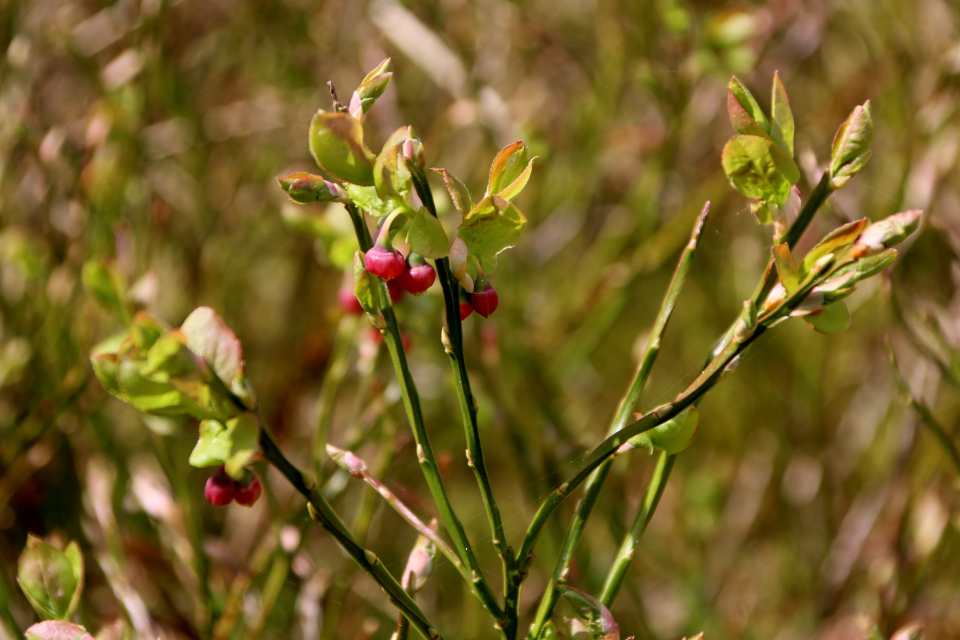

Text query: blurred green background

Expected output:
[2,0,959,638]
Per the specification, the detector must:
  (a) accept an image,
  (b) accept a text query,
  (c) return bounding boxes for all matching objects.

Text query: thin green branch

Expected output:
[376,279,505,618]
[599,451,675,606]
[408,164,515,630]
[517,256,837,576]
[527,202,710,637]
[256,420,443,640]
[343,191,503,617]
[327,445,465,573]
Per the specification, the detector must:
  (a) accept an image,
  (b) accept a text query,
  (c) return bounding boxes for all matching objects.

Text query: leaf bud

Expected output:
[854,209,921,254]
[830,101,873,188]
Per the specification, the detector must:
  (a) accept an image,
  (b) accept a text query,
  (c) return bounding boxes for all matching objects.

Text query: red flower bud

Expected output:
[364,245,406,280]
[396,255,436,295]
[460,302,474,320]
[470,278,498,318]
[338,287,364,314]
[204,466,235,507]
[234,473,263,507]
[387,279,405,303]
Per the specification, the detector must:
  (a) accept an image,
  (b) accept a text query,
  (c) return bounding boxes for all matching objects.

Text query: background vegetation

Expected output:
[1,0,959,638]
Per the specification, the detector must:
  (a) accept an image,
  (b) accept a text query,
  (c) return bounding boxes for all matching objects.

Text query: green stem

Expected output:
[598,452,676,606]
[753,172,834,305]
[408,164,513,627]
[526,203,710,638]
[256,421,443,640]
[328,445,465,575]
[376,277,505,619]
[517,261,835,576]
[347,189,502,617]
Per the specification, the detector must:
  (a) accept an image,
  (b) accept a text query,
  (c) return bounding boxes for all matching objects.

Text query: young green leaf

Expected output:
[458,195,527,275]
[407,208,450,259]
[486,141,536,201]
[180,307,244,390]
[727,88,771,139]
[356,58,393,113]
[353,251,380,314]
[373,126,414,199]
[722,135,800,206]
[309,111,375,185]
[627,406,700,455]
[800,218,869,275]
[433,168,475,217]
[771,242,800,292]
[557,584,620,640]
[830,101,873,185]
[17,537,84,621]
[770,71,795,156]
[345,184,400,218]
[189,413,261,479]
[803,301,850,334]
[728,77,770,133]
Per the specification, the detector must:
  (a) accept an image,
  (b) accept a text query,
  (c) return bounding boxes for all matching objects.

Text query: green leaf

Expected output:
[458,195,527,275]
[770,71,794,156]
[433,168,475,217]
[142,330,196,378]
[721,135,800,206]
[627,406,699,455]
[356,58,393,113]
[771,242,799,292]
[180,307,244,389]
[727,87,771,139]
[803,301,850,334]
[373,126,414,199]
[82,260,131,326]
[407,208,450,259]
[486,141,536,201]
[17,537,84,621]
[116,356,201,417]
[557,585,620,640]
[128,312,165,351]
[90,353,121,396]
[189,413,260,479]
[831,102,873,178]
[353,251,380,314]
[25,621,94,640]
[345,184,399,218]
[728,77,770,133]
[309,111,375,185]
[800,218,868,275]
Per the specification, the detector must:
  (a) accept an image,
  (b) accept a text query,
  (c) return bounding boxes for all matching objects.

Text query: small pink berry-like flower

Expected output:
[387,279,405,303]
[470,278,498,318]
[234,473,263,507]
[204,466,235,507]
[460,302,474,321]
[396,255,436,295]
[338,287,364,314]
[364,245,406,280]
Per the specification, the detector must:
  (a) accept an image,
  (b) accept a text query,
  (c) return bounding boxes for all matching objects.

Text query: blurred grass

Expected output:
[1,0,959,639]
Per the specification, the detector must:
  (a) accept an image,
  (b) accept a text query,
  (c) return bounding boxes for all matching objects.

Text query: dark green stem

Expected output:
[599,452,675,605]
[256,421,442,640]
[526,203,709,638]
[409,163,514,629]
